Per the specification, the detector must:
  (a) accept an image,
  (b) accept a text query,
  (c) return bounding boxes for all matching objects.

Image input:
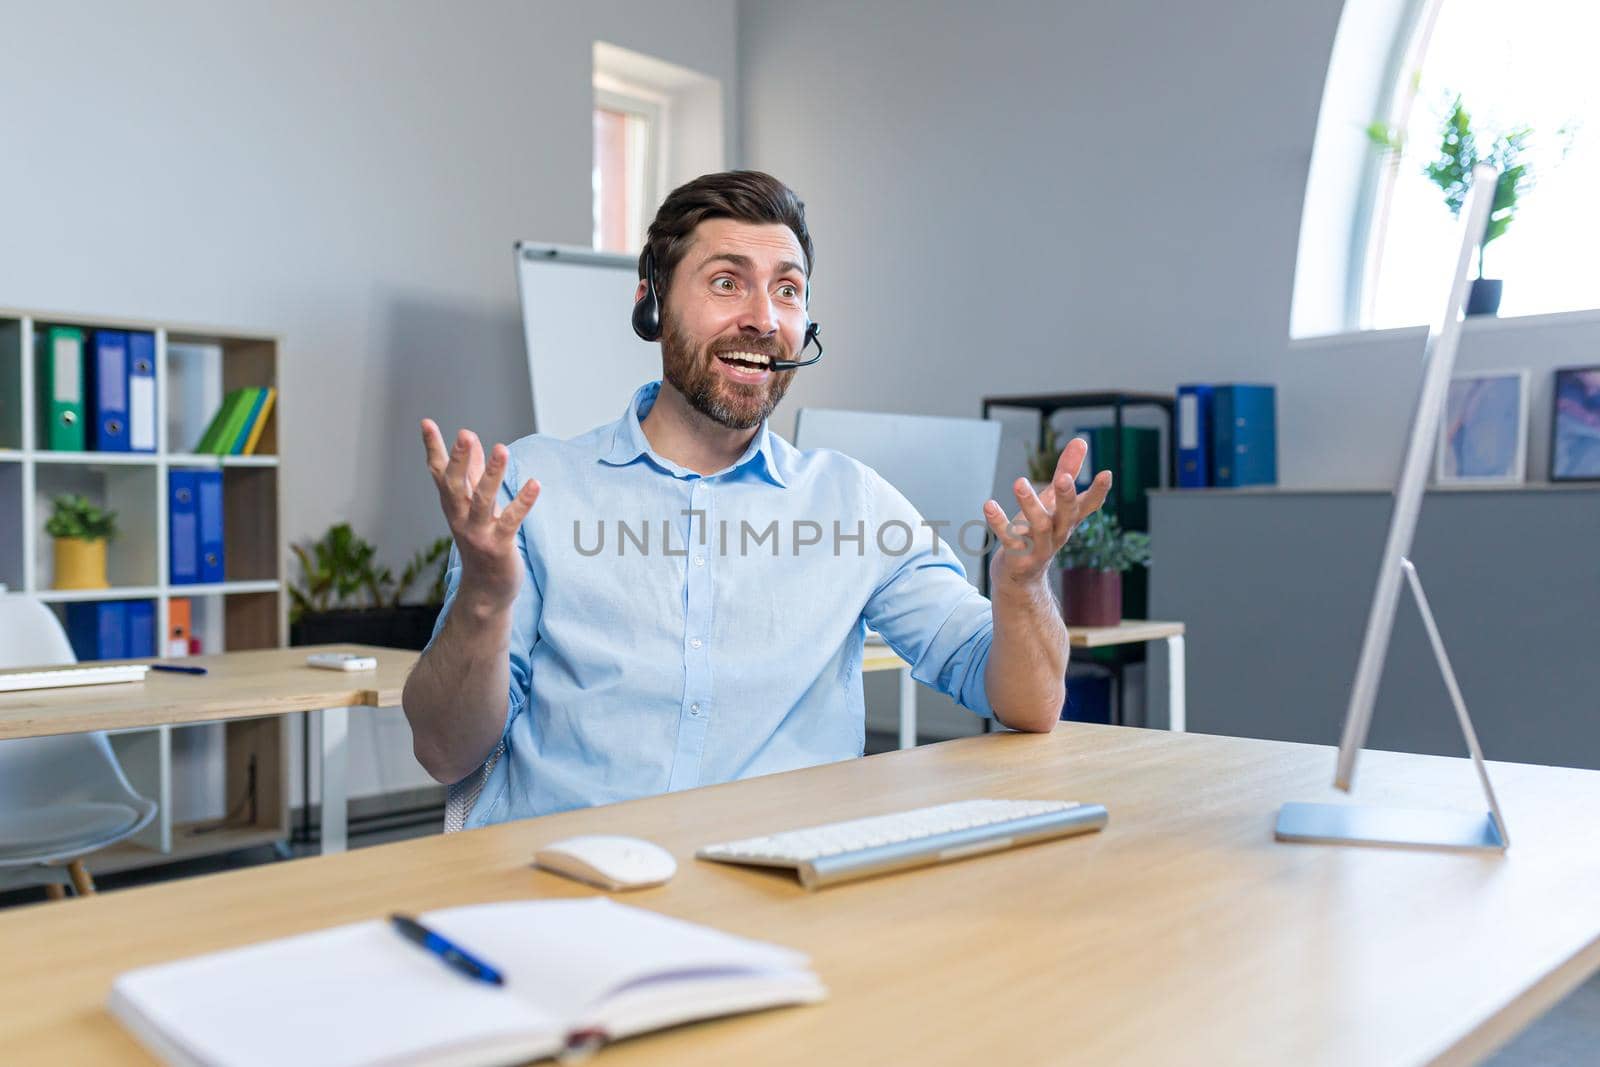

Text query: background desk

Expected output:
[879,620,1187,746]
[0,644,413,858]
[3,725,1596,1065]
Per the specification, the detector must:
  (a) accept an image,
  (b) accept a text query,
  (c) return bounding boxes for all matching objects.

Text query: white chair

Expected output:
[0,597,158,898]
[442,740,504,834]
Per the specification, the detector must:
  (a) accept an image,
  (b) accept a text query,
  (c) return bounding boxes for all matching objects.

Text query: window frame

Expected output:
[592,79,667,254]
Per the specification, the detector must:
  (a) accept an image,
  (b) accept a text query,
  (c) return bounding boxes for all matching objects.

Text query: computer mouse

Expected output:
[534,834,677,891]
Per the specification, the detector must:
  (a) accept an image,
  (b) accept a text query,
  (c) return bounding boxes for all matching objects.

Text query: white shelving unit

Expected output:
[0,307,289,873]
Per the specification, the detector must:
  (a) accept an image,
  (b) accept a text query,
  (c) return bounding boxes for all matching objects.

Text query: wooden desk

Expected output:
[4,724,1596,1066]
[1069,619,1187,730]
[0,644,418,856]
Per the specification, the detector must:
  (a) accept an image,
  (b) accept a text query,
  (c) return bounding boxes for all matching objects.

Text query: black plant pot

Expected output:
[290,604,443,651]
[1467,278,1503,316]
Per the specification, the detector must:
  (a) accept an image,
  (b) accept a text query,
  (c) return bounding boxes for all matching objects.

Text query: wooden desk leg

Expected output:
[320,707,350,854]
[897,668,917,750]
[1166,635,1186,733]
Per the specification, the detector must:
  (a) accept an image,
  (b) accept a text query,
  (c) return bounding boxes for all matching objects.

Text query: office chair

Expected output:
[442,740,504,833]
[0,597,158,898]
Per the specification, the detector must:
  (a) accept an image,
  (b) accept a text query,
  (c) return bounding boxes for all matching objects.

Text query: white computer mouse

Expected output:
[534,834,677,891]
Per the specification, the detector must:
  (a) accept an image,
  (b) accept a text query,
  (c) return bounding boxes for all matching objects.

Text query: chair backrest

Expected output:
[0,595,76,669]
[0,595,150,817]
[443,741,505,833]
[793,408,1003,585]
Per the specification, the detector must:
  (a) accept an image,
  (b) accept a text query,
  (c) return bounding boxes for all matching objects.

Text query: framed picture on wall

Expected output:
[1551,366,1600,481]
[1435,369,1530,485]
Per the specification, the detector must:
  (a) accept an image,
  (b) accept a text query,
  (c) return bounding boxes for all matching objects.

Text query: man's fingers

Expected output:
[420,419,450,478]
[463,431,486,493]
[497,479,541,533]
[442,428,474,494]
[1075,471,1114,522]
[469,443,508,522]
[1051,471,1080,543]
[1054,437,1089,484]
[983,500,1027,552]
[1012,479,1052,550]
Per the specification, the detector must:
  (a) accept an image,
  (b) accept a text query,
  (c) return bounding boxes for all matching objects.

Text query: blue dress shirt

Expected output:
[431,381,998,827]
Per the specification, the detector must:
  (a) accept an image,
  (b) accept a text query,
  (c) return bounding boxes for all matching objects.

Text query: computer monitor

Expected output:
[1275,164,1508,851]
[1334,164,1498,790]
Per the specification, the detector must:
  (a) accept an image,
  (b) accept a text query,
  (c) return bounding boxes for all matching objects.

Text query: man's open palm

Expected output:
[420,419,540,608]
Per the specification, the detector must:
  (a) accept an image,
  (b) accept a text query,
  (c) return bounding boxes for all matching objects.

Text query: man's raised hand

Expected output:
[420,419,539,609]
[983,436,1113,586]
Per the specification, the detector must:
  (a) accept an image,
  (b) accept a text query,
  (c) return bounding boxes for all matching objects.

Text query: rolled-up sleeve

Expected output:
[423,457,544,743]
[858,467,995,718]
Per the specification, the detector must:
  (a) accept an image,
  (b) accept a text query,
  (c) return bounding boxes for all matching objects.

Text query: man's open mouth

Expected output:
[715,351,774,370]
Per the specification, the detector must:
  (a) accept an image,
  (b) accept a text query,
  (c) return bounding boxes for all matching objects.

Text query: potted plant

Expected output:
[1367,95,1539,316]
[288,524,452,649]
[1023,424,1064,495]
[46,494,118,590]
[1056,511,1149,628]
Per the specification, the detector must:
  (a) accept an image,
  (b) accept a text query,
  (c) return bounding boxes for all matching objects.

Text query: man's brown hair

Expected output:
[639,170,814,302]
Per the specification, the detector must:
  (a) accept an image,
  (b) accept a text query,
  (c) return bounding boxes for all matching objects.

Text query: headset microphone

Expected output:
[768,322,822,371]
[633,248,824,369]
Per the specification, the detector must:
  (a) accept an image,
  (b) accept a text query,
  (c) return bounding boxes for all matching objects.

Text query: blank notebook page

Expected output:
[109,898,817,1067]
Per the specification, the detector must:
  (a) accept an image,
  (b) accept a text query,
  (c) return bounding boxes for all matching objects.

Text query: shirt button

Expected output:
[690,637,703,649]
[693,555,705,566]
[690,703,701,714]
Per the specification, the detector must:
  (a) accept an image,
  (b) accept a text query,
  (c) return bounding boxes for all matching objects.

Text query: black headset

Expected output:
[632,249,823,370]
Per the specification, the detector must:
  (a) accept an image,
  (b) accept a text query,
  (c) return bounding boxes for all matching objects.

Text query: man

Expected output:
[403,171,1111,827]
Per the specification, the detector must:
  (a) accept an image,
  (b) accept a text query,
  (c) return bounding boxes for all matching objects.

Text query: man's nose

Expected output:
[737,288,779,335]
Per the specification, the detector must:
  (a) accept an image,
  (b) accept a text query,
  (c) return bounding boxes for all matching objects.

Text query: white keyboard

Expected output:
[0,664,150,693]
[698,798,1108,890]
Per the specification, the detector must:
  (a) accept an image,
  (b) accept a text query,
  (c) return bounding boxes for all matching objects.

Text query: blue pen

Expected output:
[150,664,208,675]
[389,913,505,986]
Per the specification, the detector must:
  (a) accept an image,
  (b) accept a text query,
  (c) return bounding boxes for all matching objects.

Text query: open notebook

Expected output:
[108,898,826,1067]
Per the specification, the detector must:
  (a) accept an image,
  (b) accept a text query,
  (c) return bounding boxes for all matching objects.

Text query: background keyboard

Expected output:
[0,664,150,693]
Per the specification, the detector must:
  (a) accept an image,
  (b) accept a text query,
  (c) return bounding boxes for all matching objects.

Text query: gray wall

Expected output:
[2,0,737,562]
[1148,488,1600,768]
[739,0,1342,430]
[0,0,737,801]
[739,0,1599,488]
[739,0,1600,749]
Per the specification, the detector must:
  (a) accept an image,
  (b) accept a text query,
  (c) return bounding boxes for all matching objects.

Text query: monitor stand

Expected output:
[1275,558,1509,852]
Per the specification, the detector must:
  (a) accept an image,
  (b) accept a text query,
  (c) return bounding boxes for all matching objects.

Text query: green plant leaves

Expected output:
[1055,510,1150,573]
[1023,425,1063,484]
[288,525,455,622]
[45,494,118,542]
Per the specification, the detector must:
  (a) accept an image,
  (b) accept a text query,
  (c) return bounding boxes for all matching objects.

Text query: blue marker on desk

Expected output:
[150,664,208,675]
[389,913,505,986]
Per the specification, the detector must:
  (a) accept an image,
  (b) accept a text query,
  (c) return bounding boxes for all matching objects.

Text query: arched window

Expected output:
[1294,0,1597,335]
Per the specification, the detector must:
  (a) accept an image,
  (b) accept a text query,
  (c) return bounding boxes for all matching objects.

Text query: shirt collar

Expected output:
[600,380,788,488]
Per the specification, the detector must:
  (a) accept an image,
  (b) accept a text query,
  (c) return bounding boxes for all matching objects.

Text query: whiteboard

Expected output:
[515,241,660,440]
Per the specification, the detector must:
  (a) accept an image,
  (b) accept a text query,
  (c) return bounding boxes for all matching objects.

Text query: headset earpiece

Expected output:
[632,249,662,342]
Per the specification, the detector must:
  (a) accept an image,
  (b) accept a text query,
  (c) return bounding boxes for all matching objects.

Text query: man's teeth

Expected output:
[719,352,771,368]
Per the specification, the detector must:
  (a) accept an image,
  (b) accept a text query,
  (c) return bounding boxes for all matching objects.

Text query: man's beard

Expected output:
[660,314,795,431]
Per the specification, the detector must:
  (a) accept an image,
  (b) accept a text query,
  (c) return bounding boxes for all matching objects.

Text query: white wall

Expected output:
[0,0,737,802]
[739,0,1343,428]
[739,0,1599,489]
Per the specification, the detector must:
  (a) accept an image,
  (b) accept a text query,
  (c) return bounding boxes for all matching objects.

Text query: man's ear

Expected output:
[633,279,648,303]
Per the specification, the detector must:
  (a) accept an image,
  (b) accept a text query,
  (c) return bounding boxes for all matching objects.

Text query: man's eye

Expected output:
[778,284,799,299]
[713,277,737,292]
